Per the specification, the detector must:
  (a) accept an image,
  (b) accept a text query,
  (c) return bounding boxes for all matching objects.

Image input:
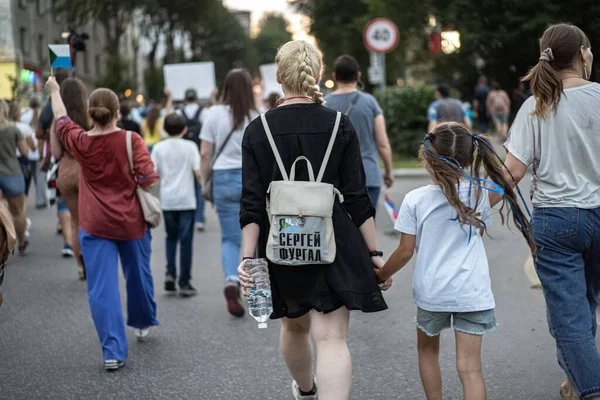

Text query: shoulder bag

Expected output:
[126,131,162,228]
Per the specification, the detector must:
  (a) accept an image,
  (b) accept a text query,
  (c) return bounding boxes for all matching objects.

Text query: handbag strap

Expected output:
[316,112,341,183]
[125,130,135,177]
[344,92,361,116]
[261,113,289,181]
[211,125,237,169]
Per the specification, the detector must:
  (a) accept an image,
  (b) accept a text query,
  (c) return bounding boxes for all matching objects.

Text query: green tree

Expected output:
[253,13,293,65]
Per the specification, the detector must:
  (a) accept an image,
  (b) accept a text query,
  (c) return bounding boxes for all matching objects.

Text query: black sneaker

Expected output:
[19,241,29,256]
[165,272,176,292]
[179,282,198,297]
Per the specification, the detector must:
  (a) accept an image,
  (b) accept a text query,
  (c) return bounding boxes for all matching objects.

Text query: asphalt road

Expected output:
[0,176,596,400]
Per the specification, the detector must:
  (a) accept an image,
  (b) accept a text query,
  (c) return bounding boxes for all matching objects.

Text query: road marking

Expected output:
[523,256,600,324]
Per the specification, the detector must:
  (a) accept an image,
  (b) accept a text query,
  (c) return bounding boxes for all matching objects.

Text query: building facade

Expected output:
[0,0,139,101]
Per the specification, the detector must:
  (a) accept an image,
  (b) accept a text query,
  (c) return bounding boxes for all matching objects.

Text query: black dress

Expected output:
[240,103,388,319]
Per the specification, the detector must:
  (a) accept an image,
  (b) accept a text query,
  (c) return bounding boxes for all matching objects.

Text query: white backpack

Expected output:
[261,112,344,266]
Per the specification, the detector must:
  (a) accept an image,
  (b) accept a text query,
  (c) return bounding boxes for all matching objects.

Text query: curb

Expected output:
[392,168,429,178]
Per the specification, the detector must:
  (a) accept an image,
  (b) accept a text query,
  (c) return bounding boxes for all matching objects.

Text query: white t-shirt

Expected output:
[15,121,40,161]
[151,138,200,211]
[199,105,259,170]
[176,103,208,127]
[505,83,600,209]
[395,184,495,312]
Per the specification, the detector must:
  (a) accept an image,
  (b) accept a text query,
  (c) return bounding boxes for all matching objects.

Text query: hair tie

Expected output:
[539,47,554,62]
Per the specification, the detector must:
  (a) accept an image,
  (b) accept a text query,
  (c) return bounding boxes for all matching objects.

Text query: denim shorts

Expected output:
[0,175,25,197]
[56,199,69,215]
[416,307,496,336]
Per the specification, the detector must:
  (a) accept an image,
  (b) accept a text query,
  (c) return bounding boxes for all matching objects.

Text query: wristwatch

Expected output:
[369,250,383,257]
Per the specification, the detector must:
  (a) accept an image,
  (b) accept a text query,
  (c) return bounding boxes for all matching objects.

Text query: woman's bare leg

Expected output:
[280,313,314,392]
[62,192,83,274]
[6,195,26,247]
[311,307,351,400]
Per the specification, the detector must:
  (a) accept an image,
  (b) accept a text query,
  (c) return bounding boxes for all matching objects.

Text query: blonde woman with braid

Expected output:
[238,40,390,399]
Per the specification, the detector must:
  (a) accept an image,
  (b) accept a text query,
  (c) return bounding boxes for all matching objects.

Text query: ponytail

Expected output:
[522,60,562,119]
[472,135,536,254]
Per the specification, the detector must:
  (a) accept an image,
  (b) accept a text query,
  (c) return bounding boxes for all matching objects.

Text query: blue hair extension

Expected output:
[472,135,531,218]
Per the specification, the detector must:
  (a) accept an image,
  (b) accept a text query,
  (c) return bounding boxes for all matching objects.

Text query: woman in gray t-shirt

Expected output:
[0,100,30,255]
[503,24,600,400]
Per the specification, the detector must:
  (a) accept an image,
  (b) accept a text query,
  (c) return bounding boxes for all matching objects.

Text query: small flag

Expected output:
[384,194,399,223]
[48,45,72,69]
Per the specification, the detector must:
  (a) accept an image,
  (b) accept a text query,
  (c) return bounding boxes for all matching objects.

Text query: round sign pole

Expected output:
[363,18,399,108]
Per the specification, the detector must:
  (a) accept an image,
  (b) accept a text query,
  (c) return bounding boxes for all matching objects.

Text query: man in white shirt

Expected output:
[151,113,202,297]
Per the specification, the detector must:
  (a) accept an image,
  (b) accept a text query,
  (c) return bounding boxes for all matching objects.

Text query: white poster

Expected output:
[163,62,216,101]
[260,64,284,98]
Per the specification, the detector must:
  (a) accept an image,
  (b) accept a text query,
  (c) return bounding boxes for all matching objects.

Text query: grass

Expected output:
[383,155,422,169]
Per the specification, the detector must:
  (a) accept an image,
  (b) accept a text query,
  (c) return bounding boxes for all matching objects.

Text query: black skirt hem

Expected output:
[270,300,388,320]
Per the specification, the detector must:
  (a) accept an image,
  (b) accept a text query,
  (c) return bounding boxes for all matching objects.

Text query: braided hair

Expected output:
[276,40,325,104]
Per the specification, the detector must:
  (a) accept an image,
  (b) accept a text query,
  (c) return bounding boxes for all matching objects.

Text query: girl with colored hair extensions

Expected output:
[375,122,534,400]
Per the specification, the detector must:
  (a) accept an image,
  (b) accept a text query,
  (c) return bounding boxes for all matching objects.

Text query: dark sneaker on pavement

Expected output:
[224,281,245,318]
[18,241,29,256]
[104,359,124,371]
[179,282,198,297]
[164,272,176,292]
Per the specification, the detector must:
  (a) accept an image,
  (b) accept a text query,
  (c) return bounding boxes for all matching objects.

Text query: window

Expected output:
[36,0,44,16]
[95,54,102,75]
[38,34,45,65]
[20,27,29,55]
[18,0,26,10]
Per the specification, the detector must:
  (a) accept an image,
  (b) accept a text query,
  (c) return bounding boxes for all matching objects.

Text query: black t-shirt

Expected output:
[474,85,491,112]
[118,119,142,136]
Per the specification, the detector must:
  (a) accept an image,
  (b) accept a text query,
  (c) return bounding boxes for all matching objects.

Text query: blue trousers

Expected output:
[532,207,600,398]
[80,228,159,362]
[194,180,206,224]
[213,169,242,283]
[164,210,195,285]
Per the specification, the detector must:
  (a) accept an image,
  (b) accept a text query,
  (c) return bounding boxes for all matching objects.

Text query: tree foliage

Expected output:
[253,13,293,66]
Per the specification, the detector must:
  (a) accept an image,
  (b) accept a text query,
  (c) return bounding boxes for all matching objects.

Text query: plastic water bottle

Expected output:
[244,258,273,329]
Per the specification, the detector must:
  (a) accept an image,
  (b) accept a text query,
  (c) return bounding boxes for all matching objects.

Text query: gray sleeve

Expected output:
[504,98,537,167]
[367,94,383,118]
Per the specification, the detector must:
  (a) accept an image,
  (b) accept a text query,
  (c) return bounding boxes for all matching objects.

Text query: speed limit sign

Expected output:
[363,18,399,54]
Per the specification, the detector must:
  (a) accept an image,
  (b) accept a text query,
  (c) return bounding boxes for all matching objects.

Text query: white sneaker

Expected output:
[195,222,205,231]
[291,377,318,399]
[25,218,32,239]
[134,327,152,341]
[104,359,124,371]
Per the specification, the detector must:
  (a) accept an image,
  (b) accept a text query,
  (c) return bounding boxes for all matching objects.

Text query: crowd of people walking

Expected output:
[0,21,598,400]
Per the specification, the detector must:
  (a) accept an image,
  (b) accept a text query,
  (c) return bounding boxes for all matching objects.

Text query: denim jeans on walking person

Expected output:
[194,180,205,224]
[213,169,242,283]
[532,207,600,399]
[163,210,195,285]
[79,228,159,362]
[367,186,381,214]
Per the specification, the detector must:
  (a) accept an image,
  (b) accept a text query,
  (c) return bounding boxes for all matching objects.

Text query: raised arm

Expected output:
[46,77,66,120]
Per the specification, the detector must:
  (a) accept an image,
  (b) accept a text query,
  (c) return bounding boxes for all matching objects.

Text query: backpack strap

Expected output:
[192,106,203,120]
[180,108,189,120]
[316,112,342,183]
[261,114,289,181]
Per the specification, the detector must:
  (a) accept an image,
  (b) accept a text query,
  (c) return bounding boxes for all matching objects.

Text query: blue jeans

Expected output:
[0,175,25,197]
[79,228,158,362]
[194,180,205,224]
[367,186,381,213]
[213,169,242,283]
[163,210,195,285]
[532,207,600,399]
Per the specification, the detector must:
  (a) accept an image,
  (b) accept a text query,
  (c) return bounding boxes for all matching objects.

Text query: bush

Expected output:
[382,85,436,157]
[382,85,461,157]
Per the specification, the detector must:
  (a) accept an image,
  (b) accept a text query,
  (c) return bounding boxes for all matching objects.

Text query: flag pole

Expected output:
[51,67,54,77]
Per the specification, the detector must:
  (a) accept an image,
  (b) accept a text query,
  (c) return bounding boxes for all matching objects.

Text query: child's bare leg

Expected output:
[417,328,442,400]
[455,330,486,400]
